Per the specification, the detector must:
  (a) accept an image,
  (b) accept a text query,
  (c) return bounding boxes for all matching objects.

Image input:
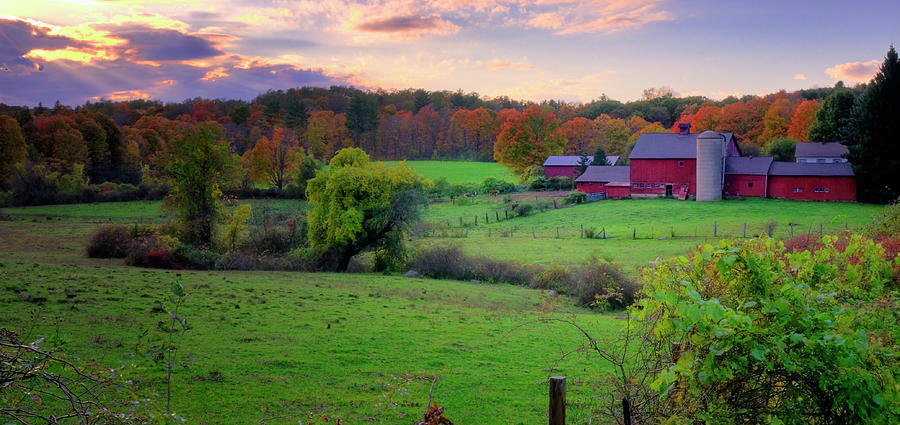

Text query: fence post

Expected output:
[556,227,560,238]
[789,223,795,238]
[505,209,508,220]
[743,222,747,238]
[459,216,463,227]
[553,199,558,209]
[713,221,717,237]
[549,376,566,425]
[532,227,536,239]
[475,216,478,226]
[580,224,584,238]
[496,211,500,222]
[489,228,492,238]
[486,212,489,223]
[633,227,636,240]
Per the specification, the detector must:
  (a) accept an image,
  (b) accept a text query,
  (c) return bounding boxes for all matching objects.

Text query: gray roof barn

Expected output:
[629,132,736,159]
[795,142,848,158]
[768,162,855,177]
[543,155,619,166]
[575,166,631,183]
[725,156,774,175]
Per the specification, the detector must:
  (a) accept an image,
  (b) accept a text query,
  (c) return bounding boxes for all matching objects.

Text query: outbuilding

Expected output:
[795,142,848,163]
[766,162,856,201]
[575,166,630,199]
[724,156,773,197]
[543,155,619,178]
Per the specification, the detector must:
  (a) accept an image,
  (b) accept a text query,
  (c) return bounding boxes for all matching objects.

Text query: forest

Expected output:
[0,60,894,205]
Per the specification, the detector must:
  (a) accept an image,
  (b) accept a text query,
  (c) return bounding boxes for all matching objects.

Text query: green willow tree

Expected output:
[165,123,230,246]
[849,45,900,203]
[306,148,427,271]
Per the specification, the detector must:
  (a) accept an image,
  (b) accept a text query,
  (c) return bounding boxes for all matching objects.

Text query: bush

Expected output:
[86,224,132,258]
[515,203,534,217]
[125,235,175,268]
[408,245,474,280]
[170,244,219,270]
[480,177,517,194]
[529,176,550,191]
[871,198,900,237]
[549,176,574,191]
[564,191,587,205]
[572,257,638,309]
[630,236,900,423]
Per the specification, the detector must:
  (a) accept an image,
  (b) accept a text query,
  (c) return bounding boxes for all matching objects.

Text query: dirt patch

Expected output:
[507,191,570,201]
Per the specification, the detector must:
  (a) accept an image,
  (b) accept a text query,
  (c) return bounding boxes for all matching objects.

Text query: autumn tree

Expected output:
[719,98,768,146]
[560,117,598,155]
[787,99,820,142]
[760,97,792,143]
[594,115,630,155]
[165,123,230,246]
[0,116,26,188]
[33,115,88,173]
[849,45,900,203]
[493,106,565,180]
[306,148,427,271]
[690,105,723,132]
[242,128,300,190]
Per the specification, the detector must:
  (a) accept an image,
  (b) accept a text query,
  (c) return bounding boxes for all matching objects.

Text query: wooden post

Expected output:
[505,209,509,220]
[743,222,747,238]
[633,227,636,240]
[714,221,717,237]
[622,397,632,425]
[556,227,560,238]
[532,227,536,239]
[553,199,558,209]
[459,216,463,226]
[845,221,848,230]
[489,228,492,238]
[496,211,500,222]
[580,224,584,238]
[485,212,489,223]
[789,223,795,238]
[475,216,478,226]
[549,376,566,425]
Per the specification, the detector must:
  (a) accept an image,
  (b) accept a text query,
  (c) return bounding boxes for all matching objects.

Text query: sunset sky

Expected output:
[1,0,898,106]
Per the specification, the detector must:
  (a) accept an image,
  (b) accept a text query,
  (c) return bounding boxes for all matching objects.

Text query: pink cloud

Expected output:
[355,15,459,35]
[825,59,879,83]
[554,4,673,34]
[487,58,538,71]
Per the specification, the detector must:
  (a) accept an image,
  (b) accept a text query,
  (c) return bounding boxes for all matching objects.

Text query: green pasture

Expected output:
[382,160,516,184]
[0,262,616,424]
[418,197,883,270]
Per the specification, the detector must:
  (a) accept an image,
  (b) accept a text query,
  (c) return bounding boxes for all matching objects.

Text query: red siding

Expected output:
[630,159,696,196]
[576,181,605,194]
[607,185,631,199]
[545,166,578,178]
[767,176,856,201]
[724,174,767,197]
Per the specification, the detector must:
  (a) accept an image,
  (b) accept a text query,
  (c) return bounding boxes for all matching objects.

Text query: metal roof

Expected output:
[575,166,631,183]
[768,161,855,177]
[725,156,774,175]
[543,155,618,166]
[795,142,848,158]
[629,132,734,159]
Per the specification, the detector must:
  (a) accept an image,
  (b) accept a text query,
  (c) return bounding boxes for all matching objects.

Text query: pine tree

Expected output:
[591,145,609,166]
[849,45,900,203]
[575,154,590,177]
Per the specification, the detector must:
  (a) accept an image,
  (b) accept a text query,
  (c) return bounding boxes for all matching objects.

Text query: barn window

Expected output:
[678,161,685,167]
[793,188,803,193]
[633,183,639,188]
[747,182,754,188]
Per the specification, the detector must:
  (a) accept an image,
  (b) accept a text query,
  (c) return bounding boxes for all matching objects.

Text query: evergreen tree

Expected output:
[849,45,900,203]
[591,145,609,166]
[345,94,378,145]
[808,84,857,142]
[575,154,590,177]
[413,89,431,113]
[284,96,309,131]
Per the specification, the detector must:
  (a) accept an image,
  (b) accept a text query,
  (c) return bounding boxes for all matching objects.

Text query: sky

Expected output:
[1,0,898,106]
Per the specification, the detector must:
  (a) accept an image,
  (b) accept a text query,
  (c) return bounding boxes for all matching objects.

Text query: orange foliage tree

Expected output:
[560,117,598,155]
[760,97,792,144]
[493,106,565,180]
[787,99,820,142]
[242,128,299,190]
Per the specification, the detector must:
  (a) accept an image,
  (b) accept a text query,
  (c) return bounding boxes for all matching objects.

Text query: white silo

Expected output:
[695,130,724,201]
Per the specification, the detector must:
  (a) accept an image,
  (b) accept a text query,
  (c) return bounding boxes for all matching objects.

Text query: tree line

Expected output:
[0,45,896,203]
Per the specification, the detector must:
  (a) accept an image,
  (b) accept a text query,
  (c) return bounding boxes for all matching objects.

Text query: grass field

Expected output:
[419,197,883,269]
[382,160,516,184]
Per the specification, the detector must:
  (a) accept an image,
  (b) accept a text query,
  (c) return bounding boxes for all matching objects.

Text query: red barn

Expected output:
[724,156,773,197]
[543,155,619,178]
[766,162,856,201]
[628,125,739,198]
[575,166,630,199]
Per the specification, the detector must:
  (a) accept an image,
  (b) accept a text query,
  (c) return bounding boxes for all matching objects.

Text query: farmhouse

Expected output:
[795,142,848,163]
[543,155,619,178]
[575,166,631,199]
[564,124,858,202]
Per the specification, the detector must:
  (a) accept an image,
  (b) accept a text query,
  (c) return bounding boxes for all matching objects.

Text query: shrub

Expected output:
[480,177,517,194]
[583,226,596,238]
[549,176,574,191]
[764,219,778,236]
[125,235,174,267]
[86,224,132,258]
[629,236,900,423]
[529,176,550,191]
[564,191,587,205]
[515,204,534,217]
[409,245,474,280]
[170,244,218,270]
[572,257,638,309]
[871,198,900,237]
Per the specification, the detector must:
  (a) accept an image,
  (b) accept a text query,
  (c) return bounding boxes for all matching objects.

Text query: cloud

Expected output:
[553,4,674,34]
[351,14,460,39]
[527,12,565,29]
[0,16,93,72]
[101,25,224,61]
[825,59,879,84]
[793,73,806,80]
[486,58,539,71]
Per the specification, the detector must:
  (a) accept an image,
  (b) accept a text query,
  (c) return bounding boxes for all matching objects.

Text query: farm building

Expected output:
[543,155,619,178]
[627,124,739,199]
[564,124,857,202]
[575,166,631,199]
[795,142,848,163]
[766,162,856,201]
[724,156,773,198]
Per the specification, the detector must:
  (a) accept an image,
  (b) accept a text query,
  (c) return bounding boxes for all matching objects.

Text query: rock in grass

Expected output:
[404,270,420,278]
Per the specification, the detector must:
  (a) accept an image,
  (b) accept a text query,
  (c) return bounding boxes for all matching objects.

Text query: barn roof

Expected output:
[576,166,631,183]
[629,132,735,159]
[768,161,855,177]
[543,155,619,166]
[725,156,773,175]
[795,142,848,158]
